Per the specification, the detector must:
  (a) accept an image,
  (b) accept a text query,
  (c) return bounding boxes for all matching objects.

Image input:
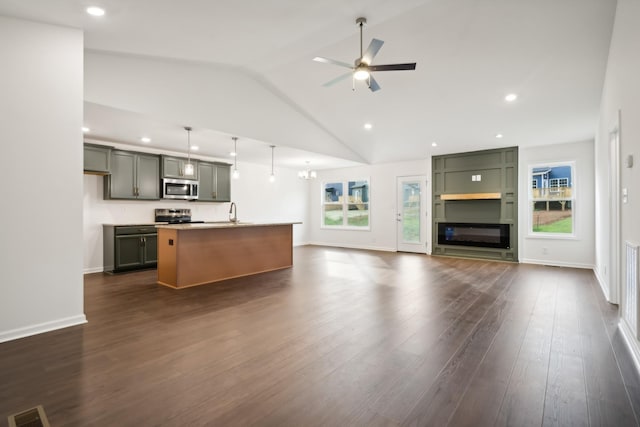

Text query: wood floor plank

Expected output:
[1,247,639,426]
[445,265,543,427]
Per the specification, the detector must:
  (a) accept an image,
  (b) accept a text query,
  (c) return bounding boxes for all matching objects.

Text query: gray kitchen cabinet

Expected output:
[197,161,231,202]
[84,144,111,174]
[104,225,157,272]
[162,155,198,180]
[104,150,160,200]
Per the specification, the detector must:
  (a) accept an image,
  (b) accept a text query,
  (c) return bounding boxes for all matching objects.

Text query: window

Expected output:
[529,163,575,236]
[322,179,370,229]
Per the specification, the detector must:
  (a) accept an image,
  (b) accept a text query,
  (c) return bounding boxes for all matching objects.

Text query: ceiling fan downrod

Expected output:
[356,17,367,60]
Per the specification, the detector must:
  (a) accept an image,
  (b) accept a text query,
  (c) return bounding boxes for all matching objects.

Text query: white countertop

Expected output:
[155,221,301,230]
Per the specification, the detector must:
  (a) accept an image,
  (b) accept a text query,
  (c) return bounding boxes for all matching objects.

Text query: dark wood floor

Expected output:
[2,246,640,426]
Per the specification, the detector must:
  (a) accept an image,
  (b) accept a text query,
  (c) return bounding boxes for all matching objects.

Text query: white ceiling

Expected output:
[0,0,617,168]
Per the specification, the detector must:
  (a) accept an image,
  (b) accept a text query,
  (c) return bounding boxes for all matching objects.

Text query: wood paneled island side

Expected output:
[155,222,298,289]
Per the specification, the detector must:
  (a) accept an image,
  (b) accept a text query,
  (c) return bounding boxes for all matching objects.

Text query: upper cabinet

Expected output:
[161,155,198,180]
[83,144,111,174]
[104,150,160,200]
[197,161,231,202]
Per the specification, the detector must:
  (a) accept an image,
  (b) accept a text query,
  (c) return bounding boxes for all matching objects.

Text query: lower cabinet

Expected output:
[103,225,157,272]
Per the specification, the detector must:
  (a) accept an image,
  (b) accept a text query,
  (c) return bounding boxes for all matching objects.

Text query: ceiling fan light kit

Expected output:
[313,17,416,92]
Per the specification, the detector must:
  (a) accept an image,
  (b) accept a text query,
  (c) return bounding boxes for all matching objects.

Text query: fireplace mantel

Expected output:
[440,192,502,201]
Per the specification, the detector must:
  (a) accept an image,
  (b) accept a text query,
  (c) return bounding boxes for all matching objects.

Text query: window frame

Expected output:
[320,178,371,231]
[528,161,577,239]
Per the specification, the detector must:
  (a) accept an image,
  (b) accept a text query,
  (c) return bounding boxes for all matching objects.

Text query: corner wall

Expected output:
[0,17,85,342]
[595,0,640,303]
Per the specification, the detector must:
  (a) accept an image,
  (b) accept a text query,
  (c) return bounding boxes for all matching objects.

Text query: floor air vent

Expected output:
[7,405,50,427]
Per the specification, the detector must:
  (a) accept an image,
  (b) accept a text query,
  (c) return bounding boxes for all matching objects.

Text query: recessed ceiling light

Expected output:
[191,146,199,151]
[141,137,151,143]
[364,123,373,130]
[86,6,105,16]
[495,133,504,139]
[431,142,438,147]
[229,151,237,157]
[504,93,518,102]
[82,127,90,133]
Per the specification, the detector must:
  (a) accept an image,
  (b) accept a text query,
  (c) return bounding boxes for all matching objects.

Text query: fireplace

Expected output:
[437,222,510,249]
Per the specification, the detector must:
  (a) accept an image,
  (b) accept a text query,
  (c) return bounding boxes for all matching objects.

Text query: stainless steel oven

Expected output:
[162,178,199,200]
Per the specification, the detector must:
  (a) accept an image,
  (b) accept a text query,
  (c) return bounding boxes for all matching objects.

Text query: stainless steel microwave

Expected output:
[162,178,199,200]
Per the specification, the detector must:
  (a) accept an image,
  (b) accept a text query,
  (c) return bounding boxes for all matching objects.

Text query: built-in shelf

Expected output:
[440,192,502,201]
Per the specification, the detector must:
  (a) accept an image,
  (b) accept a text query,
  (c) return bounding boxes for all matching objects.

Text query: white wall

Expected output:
[308,159,430,252]
[595,0,640,303]
[595,0,640,366]
[84,155,309,273]
[518,140,595,268]
[0,17,85,342]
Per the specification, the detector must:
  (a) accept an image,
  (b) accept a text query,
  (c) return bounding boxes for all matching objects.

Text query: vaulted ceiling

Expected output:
[0,0,617,168]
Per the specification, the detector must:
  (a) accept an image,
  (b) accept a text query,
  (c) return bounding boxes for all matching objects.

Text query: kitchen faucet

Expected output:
[229,202,237,223]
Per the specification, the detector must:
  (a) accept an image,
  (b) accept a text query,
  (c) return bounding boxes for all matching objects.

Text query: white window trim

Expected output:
[527,161,576,239]
[320,178,371,231]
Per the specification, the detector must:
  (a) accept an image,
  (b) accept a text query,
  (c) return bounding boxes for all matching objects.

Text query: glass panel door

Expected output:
[397,176,427,253]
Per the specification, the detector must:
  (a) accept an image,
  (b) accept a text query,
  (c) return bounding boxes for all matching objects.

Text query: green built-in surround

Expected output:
[432,147,518,261]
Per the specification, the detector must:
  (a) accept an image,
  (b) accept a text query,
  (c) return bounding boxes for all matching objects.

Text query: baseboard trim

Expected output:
[83,266,104,274]
[619,320,640,377]
[0,314,87,344]
[593,267,611,302]
[307,242,397,252]
[520,258,594,270]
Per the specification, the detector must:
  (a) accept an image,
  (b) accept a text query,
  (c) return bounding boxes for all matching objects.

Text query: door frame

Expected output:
[609,111,621,304]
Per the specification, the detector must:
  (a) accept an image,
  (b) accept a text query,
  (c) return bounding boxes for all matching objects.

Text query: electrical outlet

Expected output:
[542,247,548,255]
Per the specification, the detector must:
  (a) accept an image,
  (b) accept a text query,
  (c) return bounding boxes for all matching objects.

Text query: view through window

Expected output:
[322,179,370,229]
[530,163,575,235]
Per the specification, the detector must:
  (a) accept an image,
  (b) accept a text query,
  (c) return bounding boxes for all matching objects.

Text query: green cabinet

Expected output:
[104,150,160,200]
[103,225,157,272]
[162,155,198,180]
[84,144,111,174]
[197,161,231,202]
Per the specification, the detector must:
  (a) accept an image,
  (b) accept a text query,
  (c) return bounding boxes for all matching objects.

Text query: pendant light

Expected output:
[269,145,276,183]
[184,126,195,176]
[232,137,240,179]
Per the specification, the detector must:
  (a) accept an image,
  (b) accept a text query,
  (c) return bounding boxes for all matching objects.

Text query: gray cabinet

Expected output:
[197,161,231,202]
[84,144,111,174]
[103,225,157,272]
[104,150,160,200]
[162,155,198,180]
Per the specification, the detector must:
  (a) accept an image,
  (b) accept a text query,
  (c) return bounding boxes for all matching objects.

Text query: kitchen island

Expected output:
[155,222,299,289]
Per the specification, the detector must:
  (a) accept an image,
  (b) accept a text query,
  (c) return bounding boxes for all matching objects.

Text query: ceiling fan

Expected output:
[313,17,417,92]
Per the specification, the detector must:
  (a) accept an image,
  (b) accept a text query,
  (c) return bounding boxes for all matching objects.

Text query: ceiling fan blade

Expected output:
[361,38,384,65]
[369,63,417,72]
[313,56,353,69]
[368,75,381,92]
[323,72,352,87]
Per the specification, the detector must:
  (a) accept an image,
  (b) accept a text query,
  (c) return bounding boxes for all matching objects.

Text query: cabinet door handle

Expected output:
[141,237,145,246]
[212,192,216,198]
